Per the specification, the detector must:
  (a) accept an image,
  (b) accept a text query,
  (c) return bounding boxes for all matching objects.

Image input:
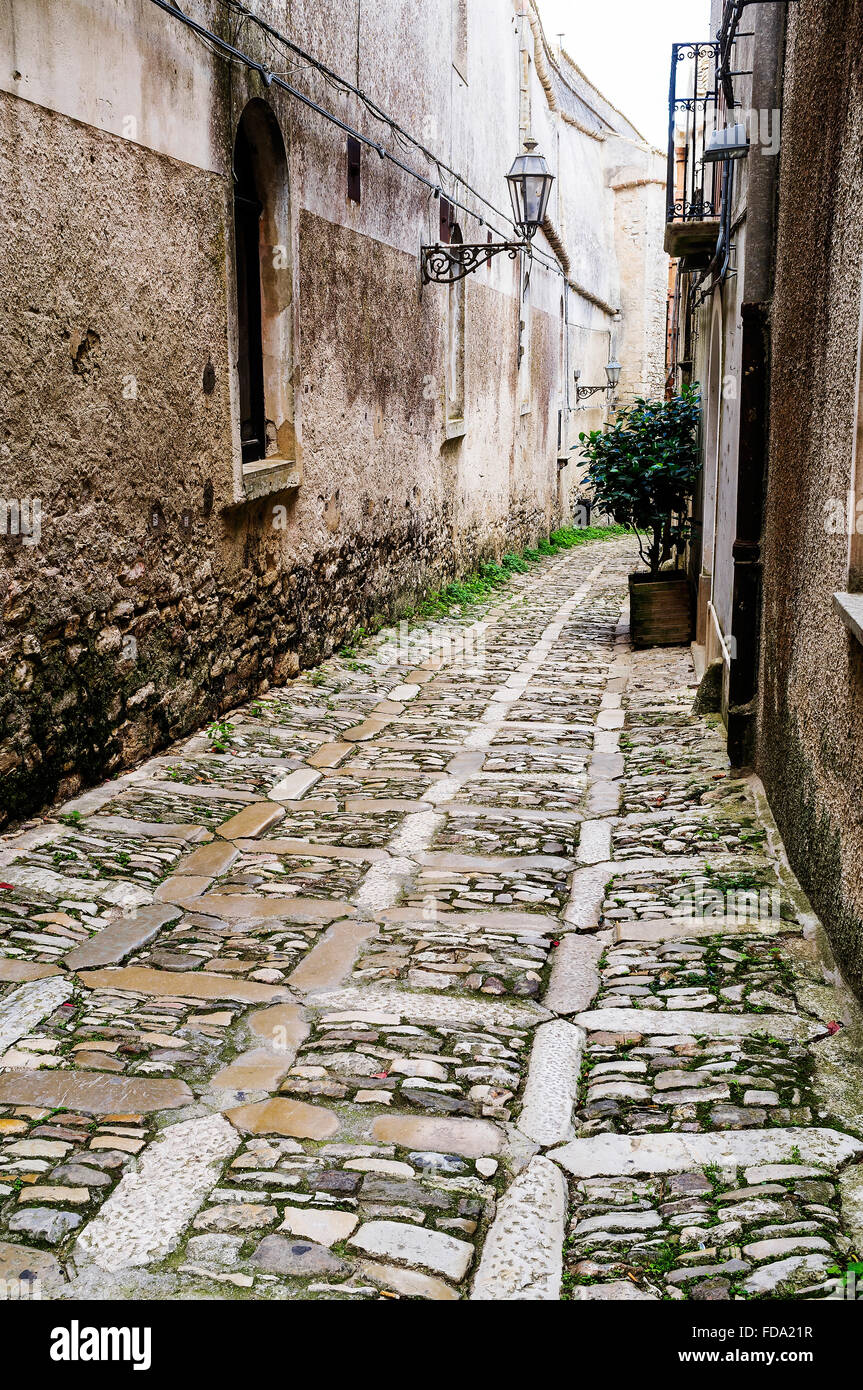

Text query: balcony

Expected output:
[666,40,722,266]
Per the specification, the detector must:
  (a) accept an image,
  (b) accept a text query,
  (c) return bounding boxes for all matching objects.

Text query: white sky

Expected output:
[536,0,712,147]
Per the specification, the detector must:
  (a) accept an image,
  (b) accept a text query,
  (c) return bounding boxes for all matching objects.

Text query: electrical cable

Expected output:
[153,0,554,265]
[147,0,622,312]
[213,0,519,231]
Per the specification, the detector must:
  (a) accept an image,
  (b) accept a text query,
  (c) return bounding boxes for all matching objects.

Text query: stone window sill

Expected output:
[444,418,467,441]
[834,592,863,645]
[241,457,301,501]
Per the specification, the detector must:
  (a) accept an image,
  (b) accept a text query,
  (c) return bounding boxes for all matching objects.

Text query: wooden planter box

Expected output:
[628,571,693,649]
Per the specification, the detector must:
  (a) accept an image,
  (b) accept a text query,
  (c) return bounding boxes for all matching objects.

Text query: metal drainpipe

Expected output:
[564,283,571,414]
[692,159,735,307]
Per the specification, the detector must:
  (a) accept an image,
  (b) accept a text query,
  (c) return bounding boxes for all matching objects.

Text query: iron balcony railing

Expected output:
[667,40,722,224]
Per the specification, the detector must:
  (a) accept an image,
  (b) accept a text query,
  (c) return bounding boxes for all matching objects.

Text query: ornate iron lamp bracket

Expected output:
[575,383,613,401]
[421,240,528,285]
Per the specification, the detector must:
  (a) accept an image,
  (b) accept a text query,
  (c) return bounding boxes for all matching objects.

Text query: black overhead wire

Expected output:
[147,0,562,276]
[213,0,505,229]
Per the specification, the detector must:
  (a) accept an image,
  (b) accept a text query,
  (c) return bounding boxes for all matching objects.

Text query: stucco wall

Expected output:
[610,162,668,402]
[684,4,785,689]
[757,0,863,994]
[0,0,667,825]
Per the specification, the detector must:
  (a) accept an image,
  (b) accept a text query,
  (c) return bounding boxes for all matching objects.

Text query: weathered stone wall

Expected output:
[757,0,863,994]
[610,162,668,402]
[0,0,666,826]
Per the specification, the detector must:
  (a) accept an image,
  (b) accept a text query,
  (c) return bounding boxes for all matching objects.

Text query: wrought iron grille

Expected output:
[667,41,721,223]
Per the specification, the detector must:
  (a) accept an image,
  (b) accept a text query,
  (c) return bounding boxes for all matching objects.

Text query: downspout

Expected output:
[692,159,735,307]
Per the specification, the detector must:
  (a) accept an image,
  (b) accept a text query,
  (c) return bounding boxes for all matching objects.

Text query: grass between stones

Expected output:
[336,525,630,653]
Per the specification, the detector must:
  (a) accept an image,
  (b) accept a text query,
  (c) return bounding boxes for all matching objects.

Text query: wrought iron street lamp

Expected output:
[421,136,554,285]
[574,359,622,402]
[605,358,622,390]
[505,136,555,239]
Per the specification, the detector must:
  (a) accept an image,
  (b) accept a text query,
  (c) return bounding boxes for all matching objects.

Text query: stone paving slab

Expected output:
[574,1007,825,1042]
[192,894,353,922]
[613,915,796,942]
[226,1097,340,1139]
[0,1237,65,1294]
[0,975,74,1052]
[471,1156,566,1300]
[0,960,61,983]
[75,967,292,1004]
[548,1127,863,1178]
[0,864,152,909]
[543,935,605,1014]
[0,1070,192,1112]
[370,1113,505,1156]
[517,1020,585,1147]
[288,921,378,994]
[348,1220,474,1280]
[75,1114,239,1270]
[62,905,182,970]
[318,985,549,1030]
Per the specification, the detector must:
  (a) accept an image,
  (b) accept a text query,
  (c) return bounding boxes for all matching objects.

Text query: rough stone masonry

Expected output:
[0,533,861,1302]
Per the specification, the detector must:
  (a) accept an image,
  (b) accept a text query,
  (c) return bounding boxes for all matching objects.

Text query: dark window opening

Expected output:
[347,135,362,203]
[233,122,266,466]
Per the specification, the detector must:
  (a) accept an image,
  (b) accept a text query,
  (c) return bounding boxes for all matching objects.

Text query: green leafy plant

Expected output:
[576,385,701,575]
[206,719,235,753]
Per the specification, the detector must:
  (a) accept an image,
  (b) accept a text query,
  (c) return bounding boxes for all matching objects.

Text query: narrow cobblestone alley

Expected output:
[1,534,861,1303]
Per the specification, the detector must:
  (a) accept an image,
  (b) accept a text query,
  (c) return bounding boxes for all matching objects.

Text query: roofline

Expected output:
[526,0,652,146]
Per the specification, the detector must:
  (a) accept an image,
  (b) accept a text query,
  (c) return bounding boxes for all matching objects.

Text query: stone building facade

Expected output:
[0,0,666,826]
[667,0,863,996]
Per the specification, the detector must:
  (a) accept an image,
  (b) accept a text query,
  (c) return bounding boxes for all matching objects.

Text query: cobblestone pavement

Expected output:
[2,533,863,1302]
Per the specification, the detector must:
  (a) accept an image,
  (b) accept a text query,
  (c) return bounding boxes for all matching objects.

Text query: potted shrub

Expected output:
[576,385,701,648]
